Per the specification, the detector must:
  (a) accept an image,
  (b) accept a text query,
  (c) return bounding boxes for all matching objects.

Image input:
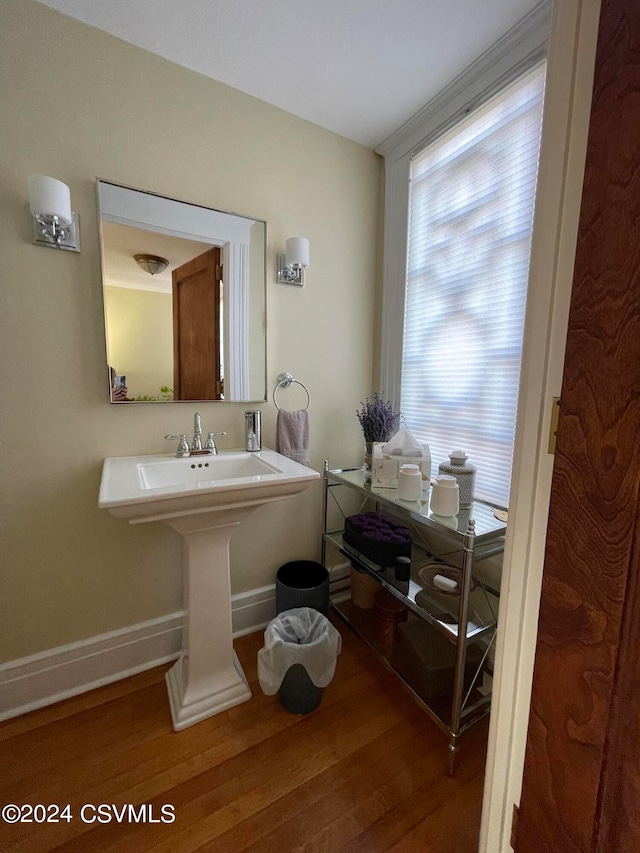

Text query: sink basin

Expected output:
[138,453,278,490]
[99,448,318,523]
[98,448,319,730]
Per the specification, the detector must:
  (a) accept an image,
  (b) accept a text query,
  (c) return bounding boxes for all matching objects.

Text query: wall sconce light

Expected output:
[134,253,170,275]
[28,175,80,252]
[277,237,309,286]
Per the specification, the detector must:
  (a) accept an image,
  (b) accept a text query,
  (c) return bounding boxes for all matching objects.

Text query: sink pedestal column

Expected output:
[163,507,254,731]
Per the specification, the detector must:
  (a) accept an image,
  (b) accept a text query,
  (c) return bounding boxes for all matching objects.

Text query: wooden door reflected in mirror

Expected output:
[173,248,223,400]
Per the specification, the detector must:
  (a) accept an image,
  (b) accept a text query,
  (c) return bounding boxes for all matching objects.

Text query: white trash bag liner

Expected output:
[258,607,342,695]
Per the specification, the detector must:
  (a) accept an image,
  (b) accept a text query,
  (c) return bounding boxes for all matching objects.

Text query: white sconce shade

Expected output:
[277,236,310,286]
[28,174,80,252]
[285,237,309,270]
[29,175,72,225]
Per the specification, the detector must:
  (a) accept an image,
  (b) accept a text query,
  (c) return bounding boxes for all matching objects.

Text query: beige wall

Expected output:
[0,0,381,662]
[104,285,174,398]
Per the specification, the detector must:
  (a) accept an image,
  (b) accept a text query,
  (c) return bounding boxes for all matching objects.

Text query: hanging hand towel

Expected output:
[276,409,310,466]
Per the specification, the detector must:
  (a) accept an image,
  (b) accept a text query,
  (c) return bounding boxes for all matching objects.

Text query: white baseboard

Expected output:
[231,584,276,638]
[0,613,184,723]
[0,585,279,723]
[0,567,352,724]
[328,561,352,593]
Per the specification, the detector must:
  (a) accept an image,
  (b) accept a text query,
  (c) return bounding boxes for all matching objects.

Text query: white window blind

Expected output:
[401,62,546,507]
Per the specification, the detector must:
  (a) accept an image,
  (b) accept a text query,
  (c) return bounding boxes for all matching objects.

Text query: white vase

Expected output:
[398,464,422,501]
[438,451,476,508]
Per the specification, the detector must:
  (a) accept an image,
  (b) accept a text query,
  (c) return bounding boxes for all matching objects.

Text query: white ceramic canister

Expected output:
[438,451,476,508]
[398,463,422,501]
[430,474,460,517]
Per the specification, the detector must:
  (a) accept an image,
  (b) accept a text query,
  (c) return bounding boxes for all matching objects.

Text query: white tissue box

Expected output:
[371,442,431,489]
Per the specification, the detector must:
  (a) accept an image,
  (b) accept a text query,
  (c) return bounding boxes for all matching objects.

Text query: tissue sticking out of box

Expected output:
[372,428,431,489]
[382,428,423,457]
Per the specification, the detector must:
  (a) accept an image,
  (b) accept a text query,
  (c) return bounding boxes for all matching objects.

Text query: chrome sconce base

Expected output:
[32,212,80,252]
[277,252,305,286]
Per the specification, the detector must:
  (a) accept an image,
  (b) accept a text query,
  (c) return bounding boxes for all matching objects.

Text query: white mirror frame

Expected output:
[97,179,267,402]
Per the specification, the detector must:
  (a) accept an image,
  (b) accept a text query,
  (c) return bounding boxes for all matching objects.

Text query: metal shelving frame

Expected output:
[321,462,506,774]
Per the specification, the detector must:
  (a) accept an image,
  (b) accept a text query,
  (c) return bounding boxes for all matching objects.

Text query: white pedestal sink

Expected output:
[98,449,319,730]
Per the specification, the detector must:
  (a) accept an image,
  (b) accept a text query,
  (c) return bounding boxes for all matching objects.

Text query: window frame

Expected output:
[375,3,551,418]
[401,62,547,506]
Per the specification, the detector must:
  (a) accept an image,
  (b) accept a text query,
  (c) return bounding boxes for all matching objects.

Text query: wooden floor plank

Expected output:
[2,643,386,813]
[222,709,441,853]
[135,695,410,852]
[0,666,169,743]
[388,771,485,853]
[336,718,488,853]
[0,617,487,853]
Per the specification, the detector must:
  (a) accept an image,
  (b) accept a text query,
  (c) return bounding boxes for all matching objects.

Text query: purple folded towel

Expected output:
[276,409,310,466]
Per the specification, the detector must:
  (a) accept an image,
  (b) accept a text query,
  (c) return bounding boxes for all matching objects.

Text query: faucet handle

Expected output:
[165,434,190,457]
[204,431,227,454]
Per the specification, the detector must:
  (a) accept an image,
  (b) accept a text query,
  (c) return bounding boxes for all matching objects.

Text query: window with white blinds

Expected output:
[401,62,546,507]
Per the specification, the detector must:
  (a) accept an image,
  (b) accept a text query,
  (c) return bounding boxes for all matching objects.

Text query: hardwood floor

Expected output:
[0,618,488,852]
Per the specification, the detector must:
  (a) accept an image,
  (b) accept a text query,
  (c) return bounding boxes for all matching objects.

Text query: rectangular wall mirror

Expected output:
[97,179,267,403]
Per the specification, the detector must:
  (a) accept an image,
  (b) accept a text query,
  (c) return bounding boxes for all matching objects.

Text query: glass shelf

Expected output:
[329,598,492,734]
[326,467,507,545]
[326,532,497,644]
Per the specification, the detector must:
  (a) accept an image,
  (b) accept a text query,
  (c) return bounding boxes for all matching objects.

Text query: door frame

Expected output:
[480,2,602,850]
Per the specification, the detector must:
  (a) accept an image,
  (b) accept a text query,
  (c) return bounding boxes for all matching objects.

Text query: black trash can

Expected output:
[276,561,330,616]
[257,608,342,715]
[279,663,323,713]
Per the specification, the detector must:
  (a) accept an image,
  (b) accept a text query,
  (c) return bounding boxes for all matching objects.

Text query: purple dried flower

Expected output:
[356,393,402,443]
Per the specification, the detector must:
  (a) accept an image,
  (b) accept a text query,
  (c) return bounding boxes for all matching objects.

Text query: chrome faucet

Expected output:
[165,413,226,457]
[192,413,203,451]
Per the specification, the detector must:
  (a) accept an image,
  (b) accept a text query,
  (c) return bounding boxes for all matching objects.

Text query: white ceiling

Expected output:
[101,221,212,294]
[37,0,541,148]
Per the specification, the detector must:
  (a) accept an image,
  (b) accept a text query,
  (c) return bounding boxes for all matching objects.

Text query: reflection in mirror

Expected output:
[97,180,267,403]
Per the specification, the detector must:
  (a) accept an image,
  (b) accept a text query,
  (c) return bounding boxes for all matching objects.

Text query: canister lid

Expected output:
[434,474,458,488]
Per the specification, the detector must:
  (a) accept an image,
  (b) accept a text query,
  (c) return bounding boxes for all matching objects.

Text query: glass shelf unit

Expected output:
[332,600,493,737]
[326,467,506,543]
[326,531,495,642]
[322,464,506,774]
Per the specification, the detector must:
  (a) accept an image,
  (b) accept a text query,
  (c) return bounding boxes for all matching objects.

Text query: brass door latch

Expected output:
[548,397,560,454]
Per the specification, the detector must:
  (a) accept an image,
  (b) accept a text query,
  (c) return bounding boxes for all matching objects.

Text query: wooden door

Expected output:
[514,1,640,850]
[172,247,222,400]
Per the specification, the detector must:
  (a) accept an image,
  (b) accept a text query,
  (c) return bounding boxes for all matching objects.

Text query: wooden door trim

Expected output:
[514,0,640,848]
[595,496,640,849]
[480,2,602,849]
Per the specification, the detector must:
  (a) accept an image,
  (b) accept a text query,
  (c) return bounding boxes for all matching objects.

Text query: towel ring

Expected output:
[273,372,311,411]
